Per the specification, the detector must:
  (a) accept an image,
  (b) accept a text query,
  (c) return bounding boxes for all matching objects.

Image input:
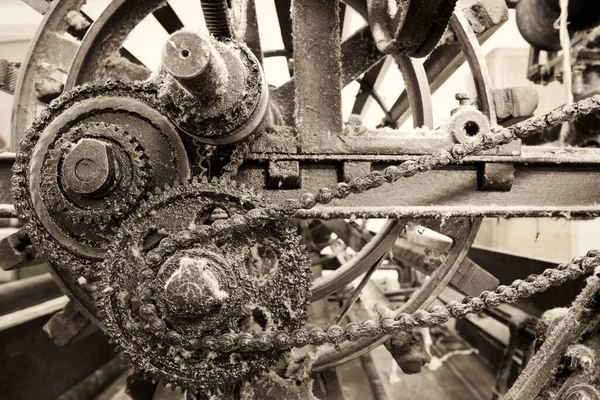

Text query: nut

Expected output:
[61,138,119,197]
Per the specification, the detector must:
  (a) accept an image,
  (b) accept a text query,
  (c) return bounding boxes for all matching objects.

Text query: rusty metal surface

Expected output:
[4,144,600,219]
[237,162,600,218]
[293,0,343,152]
[504,275,600,399]
[385,0,506,128]
[7,0,600,397]
[11,0,85,149]
[272,25,383,122]
[366,0,458,57]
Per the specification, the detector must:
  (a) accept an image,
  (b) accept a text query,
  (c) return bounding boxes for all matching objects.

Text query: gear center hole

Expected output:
[464,121,480,137]
[181,49,190,58]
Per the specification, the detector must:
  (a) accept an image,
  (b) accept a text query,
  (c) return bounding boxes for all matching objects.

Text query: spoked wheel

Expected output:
[7,0,600,399]
[11,0,494,396]
[12,2,493,326]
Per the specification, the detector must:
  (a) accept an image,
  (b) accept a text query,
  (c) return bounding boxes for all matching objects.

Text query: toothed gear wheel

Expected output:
[98,179,311,393]
[41,121,150,231]
[12,81,191,276]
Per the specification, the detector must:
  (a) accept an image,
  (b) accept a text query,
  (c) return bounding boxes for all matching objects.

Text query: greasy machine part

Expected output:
[12,81,191,275]
[9,0,600,398]
[98,179,311,393]
[158,29,269,145]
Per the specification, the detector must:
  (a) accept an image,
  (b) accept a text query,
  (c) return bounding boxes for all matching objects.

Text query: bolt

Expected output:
[566,344,595,373]
[163,256,230,318]
[455,92,470,106]
[61,139,119,197]
[161,30,229,98]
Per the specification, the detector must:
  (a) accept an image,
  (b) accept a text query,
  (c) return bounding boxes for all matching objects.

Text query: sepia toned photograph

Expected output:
[1,0,600,399]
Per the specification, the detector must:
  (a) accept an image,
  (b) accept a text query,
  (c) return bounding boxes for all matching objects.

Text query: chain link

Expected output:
[14,80,600,354]
[270,94,600,215]
[187,94,600,352]
[190,250,599,353]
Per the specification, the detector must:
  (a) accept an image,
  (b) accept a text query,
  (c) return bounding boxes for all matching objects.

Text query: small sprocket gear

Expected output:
[97,178,311,393]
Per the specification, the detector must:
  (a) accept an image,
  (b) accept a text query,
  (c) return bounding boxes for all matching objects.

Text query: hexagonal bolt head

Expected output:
[61,138,119,197]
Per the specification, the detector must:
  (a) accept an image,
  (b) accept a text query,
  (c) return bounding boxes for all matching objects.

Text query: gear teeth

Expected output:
[20,109,165,276]
[97,177,280,392]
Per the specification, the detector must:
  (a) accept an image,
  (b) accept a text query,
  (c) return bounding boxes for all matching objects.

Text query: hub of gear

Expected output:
[12,82,191,275]
[41,121,149,234]
[98,179,311,393]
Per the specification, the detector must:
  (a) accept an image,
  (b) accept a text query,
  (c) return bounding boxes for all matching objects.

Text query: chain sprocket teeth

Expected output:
[11,80,193,279]
[97,179,310,393]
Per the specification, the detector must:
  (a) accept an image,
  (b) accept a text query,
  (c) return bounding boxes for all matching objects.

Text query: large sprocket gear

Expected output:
[40,121,150,231]
[97,179,311,393]
[12,81,191,276]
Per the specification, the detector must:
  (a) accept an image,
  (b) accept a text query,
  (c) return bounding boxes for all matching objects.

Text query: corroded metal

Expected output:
[366,0,458,57]
[12,81,190,273]
[98,179,311,393]
[9,1,600,398]
[158,241,600,353]
[158,30,268,145]
[61,137,120,197]
[504,273,600,399]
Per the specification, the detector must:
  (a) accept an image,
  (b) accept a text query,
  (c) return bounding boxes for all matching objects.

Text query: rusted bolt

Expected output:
[455,92,470,106]
[163,256,230,318]
[161,30,229,98]
[61,139,119,197]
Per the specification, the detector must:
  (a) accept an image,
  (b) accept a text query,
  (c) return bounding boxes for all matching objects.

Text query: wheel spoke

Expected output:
[310,219,405,301]
[352,58,385,116]
[335,255,386,324]
[383,1,506,127]
[273,25,383,95]
[274,0,293,75]
[153,3,184,34]
[20,0,50,15]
